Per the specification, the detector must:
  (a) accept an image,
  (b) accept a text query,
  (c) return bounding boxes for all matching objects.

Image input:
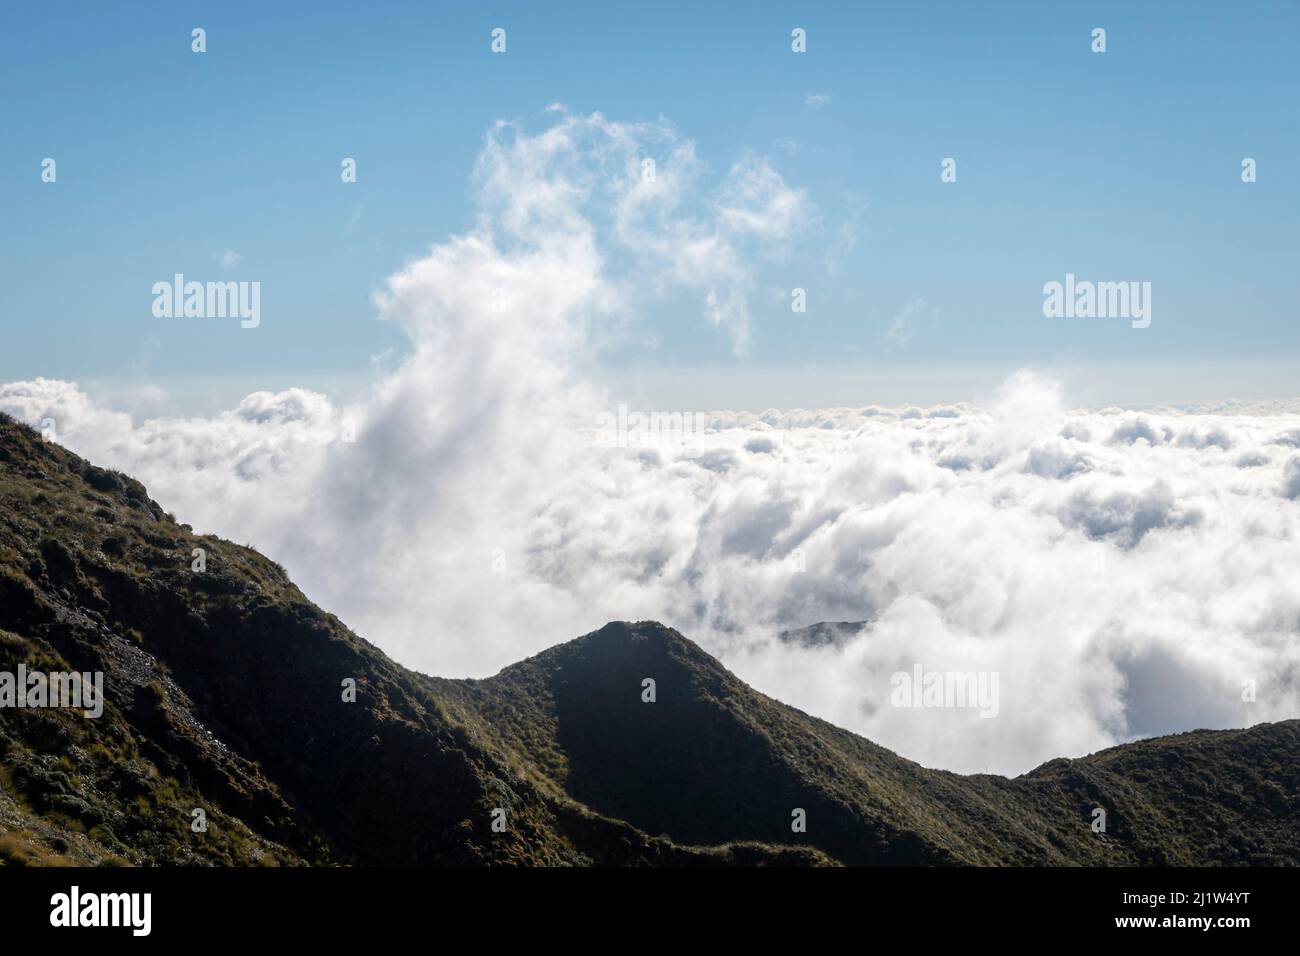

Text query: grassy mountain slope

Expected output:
[441,623,1298,865]
[0,412,1295,866]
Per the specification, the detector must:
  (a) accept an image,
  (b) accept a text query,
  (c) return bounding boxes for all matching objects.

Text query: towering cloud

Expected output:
[4,114,1298,776]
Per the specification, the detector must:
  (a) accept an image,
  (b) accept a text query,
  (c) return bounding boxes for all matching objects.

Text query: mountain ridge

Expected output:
[1,411,1296,866]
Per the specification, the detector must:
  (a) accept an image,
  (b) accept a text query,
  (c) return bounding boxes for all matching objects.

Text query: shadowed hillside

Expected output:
[1,412,1295,866]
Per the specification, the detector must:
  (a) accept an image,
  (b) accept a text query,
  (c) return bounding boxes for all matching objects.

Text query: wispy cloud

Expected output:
[824,192,867,275]
[214,249,241,271]
[885,298,929,349]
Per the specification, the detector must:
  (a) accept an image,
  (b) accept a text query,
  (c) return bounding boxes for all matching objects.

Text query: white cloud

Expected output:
[884,298,928,349]
[823,192,866,276]
[8,374,1300,778]
[805,93,831,109]
[713,152,811,244]
[5,113,1299,778]
[1283,456,1300,499]
[215,249,241,271]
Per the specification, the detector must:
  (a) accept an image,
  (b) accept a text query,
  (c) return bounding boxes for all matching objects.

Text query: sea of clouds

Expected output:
[4,112,1299,775]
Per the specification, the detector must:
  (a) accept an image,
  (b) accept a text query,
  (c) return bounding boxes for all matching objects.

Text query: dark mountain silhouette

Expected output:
[777,620,870,648]
[1,411,1296,866]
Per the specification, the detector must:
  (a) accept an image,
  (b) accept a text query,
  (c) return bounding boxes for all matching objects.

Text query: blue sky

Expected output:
[2,1,1297,410]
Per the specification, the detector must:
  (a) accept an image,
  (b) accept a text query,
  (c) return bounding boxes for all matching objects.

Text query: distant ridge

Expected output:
[777,620,871,649]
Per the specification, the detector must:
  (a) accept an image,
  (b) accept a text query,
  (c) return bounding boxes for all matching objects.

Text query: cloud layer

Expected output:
[4,113,1298,776]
